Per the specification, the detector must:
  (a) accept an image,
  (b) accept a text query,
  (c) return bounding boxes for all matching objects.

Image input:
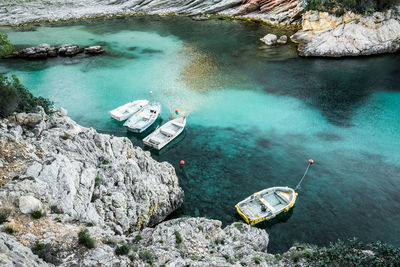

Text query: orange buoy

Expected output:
[180,160,185,166]
[308,159,314,164]
[175,109,179,114]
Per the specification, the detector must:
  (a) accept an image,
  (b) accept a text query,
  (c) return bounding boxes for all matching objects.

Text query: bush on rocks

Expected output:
[0,74,54,118]
[78,228,95,249]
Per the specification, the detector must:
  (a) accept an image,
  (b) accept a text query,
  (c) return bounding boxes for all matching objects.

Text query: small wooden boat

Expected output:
[123,102,161,133]
[235,187,297,225]
[143,117,186,150]
[109,100,149,121]
[235,159,314,225]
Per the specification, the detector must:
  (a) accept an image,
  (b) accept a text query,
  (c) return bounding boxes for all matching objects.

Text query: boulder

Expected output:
[19,196,43,214]
[84,46,104,54]
[260,33,278,45]
[277,35,288,44]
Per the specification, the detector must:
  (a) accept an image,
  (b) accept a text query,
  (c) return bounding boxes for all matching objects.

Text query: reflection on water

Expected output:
[1,16,400,253]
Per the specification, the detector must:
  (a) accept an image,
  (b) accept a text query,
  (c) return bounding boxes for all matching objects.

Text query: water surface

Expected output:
[1,16,400,253]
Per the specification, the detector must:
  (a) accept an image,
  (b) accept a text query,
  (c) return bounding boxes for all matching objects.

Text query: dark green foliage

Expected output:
[94,176,102,187]
[234,222,243,231]
[0,75,54,118]
[174,230,183,245]
[78,228,95,249]
[31,210,43,219]
[102,159,110,165]
[31,242,60,264]
[0,33,13,56]
[91,193,100,202]
[87,221,96,227]
[115,243,130,255]
[253,256,261,264]
[0,207,11,224]
[307,0,400,14]
[133,234,142,243]
[3,225,15,234]
[197,225,203,231]
[139,250,154,264]
[298,238,400,266]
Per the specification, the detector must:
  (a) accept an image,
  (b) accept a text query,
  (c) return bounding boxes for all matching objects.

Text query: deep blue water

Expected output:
[1,16,400,253]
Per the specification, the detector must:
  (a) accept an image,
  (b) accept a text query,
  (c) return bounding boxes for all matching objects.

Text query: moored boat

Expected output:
[235,187,297,225]
[235,159,314,225]
[123,102,161,133]
[143,117,186,150]
[109,99,149,121]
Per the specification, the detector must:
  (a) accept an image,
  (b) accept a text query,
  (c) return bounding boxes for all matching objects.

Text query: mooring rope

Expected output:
[295,160,313,191]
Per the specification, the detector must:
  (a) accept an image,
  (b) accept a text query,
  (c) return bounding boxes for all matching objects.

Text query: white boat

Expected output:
[235,187,297,225]
[109,99,149,121]
[123,102,161,133]
[143,117,186,150]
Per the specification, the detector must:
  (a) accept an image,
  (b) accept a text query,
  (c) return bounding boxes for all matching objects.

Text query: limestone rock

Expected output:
[291,9,400,56]
[277,35,288,44]
[19,196,43,214]
[0,233,48,266]
[260,33,278,45]
[0,109,184,234]
[84,46,104,54]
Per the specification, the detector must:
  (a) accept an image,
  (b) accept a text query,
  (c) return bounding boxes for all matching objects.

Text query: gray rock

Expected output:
[0,109,184,233]
[84,46,104,54]
[19,195,43,214]
[277,35,288,44]
[260,33,278,45]
[0,233,48,266]
[291,10,400,56]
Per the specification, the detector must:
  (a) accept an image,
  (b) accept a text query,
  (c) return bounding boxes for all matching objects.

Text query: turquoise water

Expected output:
[1,16,400,253]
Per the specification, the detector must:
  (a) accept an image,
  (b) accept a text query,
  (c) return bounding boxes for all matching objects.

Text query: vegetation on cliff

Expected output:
[0,74,54,118]
[0,33,13,56]
[306,0,400,15]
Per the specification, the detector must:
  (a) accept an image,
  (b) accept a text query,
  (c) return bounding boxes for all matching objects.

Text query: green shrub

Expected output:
[139,250,153,264]
[91,194,100,202]
[253,256,261,264]
[174,230,183,245]
[0,207,12,224]
[94,176,102,187]
[31,242,60,264]
[31,210,43,219]
[197,225,203,231]
[0,75,54,118]
[306,0,400,14]
[78,228,95,249]
[3,224,15,234]
[87,221,96,227]
[115,243,130,255]
[0,33,13,56]
[133,234,142,243]
[102,159,110,165]
[234,222,243,231]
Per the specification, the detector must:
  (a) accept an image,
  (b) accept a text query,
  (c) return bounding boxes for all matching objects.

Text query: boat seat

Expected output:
[150,136,164,145]
[160,128,175,137]
[275,191,291,203]
[259,197,276,212]
[172,121,184,128]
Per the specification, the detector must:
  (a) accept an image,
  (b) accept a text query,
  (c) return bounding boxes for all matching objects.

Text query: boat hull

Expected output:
[123,102,161,133]
[235,187,297,225]
[143,117,186,150]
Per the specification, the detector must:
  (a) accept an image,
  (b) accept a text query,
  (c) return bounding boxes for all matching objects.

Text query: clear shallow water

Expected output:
[1,16,400,253]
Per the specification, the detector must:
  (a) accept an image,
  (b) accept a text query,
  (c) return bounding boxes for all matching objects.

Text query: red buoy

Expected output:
[175,109,179,114]
[149,91,153,94]
[308,159,314,164]
[180,160,185,166]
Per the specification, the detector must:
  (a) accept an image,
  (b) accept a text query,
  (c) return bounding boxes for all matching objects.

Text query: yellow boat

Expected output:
[235,187,297,225]
[235,159,314,225]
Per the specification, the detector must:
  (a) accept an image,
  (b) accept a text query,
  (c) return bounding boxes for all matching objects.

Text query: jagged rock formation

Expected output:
[6,44,104,59]
[0,108,184,234]
[291,9,400,56]
[0,0,301,26]
[234,0,304,24]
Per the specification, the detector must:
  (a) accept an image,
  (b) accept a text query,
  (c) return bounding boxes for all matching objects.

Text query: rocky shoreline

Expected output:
[1,1,400,56]
[0,108,307,266]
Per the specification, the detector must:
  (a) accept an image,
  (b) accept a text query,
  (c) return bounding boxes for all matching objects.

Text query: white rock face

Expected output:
[19,196,43,214]
[277,35,288,44]
[260,33,278,45]
[291,9,400,56]
[0,108,184,234]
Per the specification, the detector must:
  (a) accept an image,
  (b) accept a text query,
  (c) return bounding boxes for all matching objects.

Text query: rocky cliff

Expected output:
[0,109,302,266]
[291,9,400,56]
[0,0,303,26]
[0,108,184,234]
